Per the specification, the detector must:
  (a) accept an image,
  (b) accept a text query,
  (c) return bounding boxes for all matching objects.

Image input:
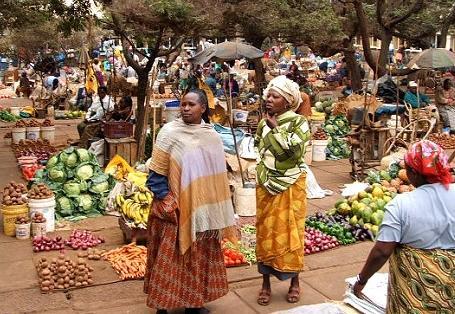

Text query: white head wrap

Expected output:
[263,75,302,110]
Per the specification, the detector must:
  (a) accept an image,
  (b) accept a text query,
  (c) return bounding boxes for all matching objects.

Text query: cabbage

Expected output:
[48,165,66,182]
[98,195,108,212]
[63,181,81,196]
[76,148,91,163]
[79,180,89,192]
[47,155,59,168]
[65,152,78,168]
[90,181,110,194]
[77,194,93,212]
[90,174,110,194]
[76,163,94,181]
[57,196,74,217]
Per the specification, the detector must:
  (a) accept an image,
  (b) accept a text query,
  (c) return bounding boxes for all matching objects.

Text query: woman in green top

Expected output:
[254,75,310,306]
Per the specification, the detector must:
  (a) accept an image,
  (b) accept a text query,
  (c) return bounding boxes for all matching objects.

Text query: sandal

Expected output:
[257,288,271,306]
[286,286,300,303]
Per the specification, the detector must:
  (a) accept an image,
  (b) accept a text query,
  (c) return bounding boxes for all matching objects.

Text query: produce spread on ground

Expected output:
[1,98,454,297]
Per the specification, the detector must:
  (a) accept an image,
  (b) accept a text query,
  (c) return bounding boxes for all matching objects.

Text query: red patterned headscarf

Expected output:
[404,140,453,189]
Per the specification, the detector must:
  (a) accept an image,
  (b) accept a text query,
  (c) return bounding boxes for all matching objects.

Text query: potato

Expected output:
[75,282,82,287]
[42,280,51,287]
[41,286,49,292]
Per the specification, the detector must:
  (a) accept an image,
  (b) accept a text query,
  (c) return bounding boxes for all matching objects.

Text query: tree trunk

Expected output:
[135,71,149,160]
[249,37,267,94]
[253,58,266,94]
[344,49,362,91]
[377,32,392,77]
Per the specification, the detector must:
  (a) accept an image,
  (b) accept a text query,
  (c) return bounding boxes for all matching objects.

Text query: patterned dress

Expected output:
[143,193,228,309]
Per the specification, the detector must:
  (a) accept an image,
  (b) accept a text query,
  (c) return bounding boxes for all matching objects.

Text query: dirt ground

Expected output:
[0,96,383,314]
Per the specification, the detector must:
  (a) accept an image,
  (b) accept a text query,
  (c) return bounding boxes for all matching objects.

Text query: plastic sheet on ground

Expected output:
[272,303,347,314]
[305,165,333,199]
[341,182,370,198]
[344,273,388,314]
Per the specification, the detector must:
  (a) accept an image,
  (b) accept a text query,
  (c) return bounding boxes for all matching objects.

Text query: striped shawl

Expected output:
[149,119,235,255]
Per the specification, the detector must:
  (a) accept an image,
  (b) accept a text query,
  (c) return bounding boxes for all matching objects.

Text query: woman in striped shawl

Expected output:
[144,89,236,314]
[254,75,310,306]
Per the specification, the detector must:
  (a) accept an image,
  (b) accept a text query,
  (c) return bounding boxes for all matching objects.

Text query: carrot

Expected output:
[103,244,147,280]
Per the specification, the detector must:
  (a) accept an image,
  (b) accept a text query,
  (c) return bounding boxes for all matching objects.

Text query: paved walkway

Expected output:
[0,100,381,313]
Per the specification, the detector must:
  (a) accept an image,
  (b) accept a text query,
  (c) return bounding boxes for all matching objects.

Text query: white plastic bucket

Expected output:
[310,120,325,134]
[234,186,256,216]
[12,128,26,144]
[40,126,55,143]
[312,139,328,162]
[164,100,180,122]
[15,223,31,239]
[304,142,313,166]
[26,127,40,140]
[29,197,56,232]
[232,109,249,123]
[31,222,46,237]
[10,107,20,116]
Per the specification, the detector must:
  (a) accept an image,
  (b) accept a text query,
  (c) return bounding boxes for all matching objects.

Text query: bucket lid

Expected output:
[165,100,180,108]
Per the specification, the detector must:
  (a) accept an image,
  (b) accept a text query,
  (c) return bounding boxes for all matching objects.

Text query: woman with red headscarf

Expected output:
[353,140,455,313]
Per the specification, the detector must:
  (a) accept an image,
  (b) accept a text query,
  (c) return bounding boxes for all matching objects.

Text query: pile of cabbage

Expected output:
[323,115,351,160]
[33,147,115,220]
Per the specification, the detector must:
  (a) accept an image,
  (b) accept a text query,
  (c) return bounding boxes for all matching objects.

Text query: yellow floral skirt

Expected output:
[256,174,307,275]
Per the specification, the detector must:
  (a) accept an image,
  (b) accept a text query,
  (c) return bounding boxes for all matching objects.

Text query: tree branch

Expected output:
[111,12,142,74]
[352,0,379,74]
[157,37,185,57]
[385,0,424,29]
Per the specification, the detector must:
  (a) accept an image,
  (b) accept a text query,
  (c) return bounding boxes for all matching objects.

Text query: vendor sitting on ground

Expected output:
[77,86,115,148]
[404,81,431,108]
[15,72,33,98]
[108,96,133,122]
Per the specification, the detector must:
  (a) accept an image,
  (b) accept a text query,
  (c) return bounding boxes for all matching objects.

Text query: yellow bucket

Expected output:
[2,204,29,236]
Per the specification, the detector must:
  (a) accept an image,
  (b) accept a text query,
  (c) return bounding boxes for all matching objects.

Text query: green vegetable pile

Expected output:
[0,110,21,122]
[314,100,334,115]
[306,213,357,245]
[32,147,115,220]
[323,115,351,160]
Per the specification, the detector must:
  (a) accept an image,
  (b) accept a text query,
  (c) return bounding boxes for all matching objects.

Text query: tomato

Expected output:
[235,259,241,264]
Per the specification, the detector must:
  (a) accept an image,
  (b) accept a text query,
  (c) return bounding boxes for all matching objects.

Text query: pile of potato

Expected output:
[32,212,46,223]
[15,216,30,224]
[28,183,54,199]
[36,254,94,292]
[2,182,27,206]
[78,248,106,261]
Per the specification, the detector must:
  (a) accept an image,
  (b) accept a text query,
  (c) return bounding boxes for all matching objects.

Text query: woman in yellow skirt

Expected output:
[254,75,310,306]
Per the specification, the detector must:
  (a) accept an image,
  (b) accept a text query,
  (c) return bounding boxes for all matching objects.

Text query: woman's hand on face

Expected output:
[266,113,278,129]
[352,281,366,298]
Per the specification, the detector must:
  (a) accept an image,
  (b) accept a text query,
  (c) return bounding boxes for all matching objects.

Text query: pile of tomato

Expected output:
[223,248,248,267]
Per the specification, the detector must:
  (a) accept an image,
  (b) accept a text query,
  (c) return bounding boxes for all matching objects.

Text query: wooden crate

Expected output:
[105,137,138,166]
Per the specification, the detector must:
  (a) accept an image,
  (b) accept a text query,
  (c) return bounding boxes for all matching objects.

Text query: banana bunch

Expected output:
[116,187,153,229]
